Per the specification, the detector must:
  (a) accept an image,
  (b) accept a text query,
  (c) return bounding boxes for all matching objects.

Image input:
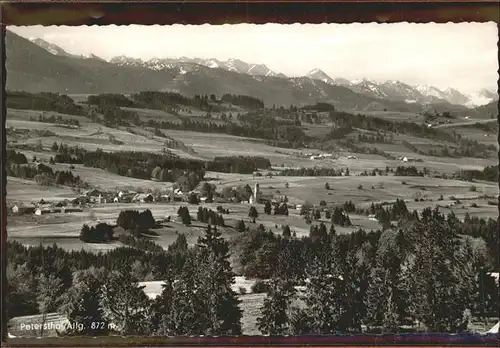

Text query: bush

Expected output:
[251,280,270,294]
[469,185,477,192]
[470,203,478,208]
[357,184,363,190]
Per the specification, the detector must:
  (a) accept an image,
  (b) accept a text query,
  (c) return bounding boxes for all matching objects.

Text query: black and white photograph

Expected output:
[4,22,499,340]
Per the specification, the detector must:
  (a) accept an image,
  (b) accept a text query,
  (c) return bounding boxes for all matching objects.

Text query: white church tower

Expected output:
[252,183,260,204]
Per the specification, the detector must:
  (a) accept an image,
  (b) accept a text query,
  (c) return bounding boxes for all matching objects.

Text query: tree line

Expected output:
[197,207,225,226]
[278,167,347,177]
[30,113,81,127]
[80,223,114,243]
[221,94,264,110]
[7,91,85,116]
[454,166,497,183]
[327,110,457,143]
[6,161,86,188]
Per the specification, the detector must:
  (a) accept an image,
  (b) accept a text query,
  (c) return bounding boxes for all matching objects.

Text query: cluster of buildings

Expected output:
[306,153,335,160]
[10,200,83,216]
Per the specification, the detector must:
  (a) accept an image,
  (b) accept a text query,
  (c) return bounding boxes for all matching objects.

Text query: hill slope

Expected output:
[6,31,177,94]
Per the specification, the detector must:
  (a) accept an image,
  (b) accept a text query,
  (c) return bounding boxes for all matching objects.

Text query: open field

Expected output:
[433,118,497,129]
[7,108,90,122]
[444,126,498,146]
[7,172,497,253]
[53,164,172,191]
[360,110,425,122]
[204,172,497,205]
[7,177,78,203]
[8,112,497,175]
[7,113,498,254]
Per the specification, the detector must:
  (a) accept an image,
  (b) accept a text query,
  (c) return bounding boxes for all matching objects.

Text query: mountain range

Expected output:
[109,55,287,79]
[305,69,497,108]
[6,31,497,113]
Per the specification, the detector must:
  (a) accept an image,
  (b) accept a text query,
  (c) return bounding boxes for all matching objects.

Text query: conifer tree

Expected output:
[196,225,242,335]
[100,268,152,335]
[407,208,473,332]
[264,201,273,214]
[59,267,109,336]
[170,255,204,335]
[282,225,291,238]
[248,206,259,221]
[36,273,63,337]
[6,263,37,319]
[303,252,345,334]
[257,278,296,335]
[236,219,246,232]
[150,271,175,336]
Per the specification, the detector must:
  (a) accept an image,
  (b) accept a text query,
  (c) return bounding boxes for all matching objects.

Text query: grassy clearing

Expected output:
[8,114,497,174]
[121,106,182,123]
[9,236,122,252]
[51,163,172,191]
[7,108,89,121]
[360,110,425,123]
[7,177,78,203]
[445,126,498,147]
[204,173,497,206]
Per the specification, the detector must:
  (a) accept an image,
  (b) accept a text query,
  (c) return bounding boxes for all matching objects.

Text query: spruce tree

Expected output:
[196,225,242,335]
[303,253,344,334]
[282,225,291,238]
[36,273,63,337]
[170,255,204,335]
[100,268,152,335]
[257,278,296,335]
[407,208,473,332]
[59,267,109,336]
[264,201,272,214]
[6,263,37,319]
[236,219,246,232]
[248,206,259,220]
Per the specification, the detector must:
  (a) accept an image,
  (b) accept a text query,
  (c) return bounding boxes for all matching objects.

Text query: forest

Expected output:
[7,207,498,336]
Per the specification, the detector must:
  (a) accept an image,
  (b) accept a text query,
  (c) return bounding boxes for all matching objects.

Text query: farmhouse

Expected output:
[34,208,50,216]
[82,190,105,203]
[133,193,154,203]
[72,196,90,205]
[83,189,102,197]
[11,204,36,215]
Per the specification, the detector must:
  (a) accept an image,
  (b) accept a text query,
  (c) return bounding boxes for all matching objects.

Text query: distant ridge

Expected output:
[7,30,495,113]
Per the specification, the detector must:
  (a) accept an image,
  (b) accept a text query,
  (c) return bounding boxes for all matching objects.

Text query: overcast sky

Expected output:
[9,23,499,94]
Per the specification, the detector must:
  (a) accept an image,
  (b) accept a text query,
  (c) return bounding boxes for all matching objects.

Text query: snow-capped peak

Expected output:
[306,69,336,85]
